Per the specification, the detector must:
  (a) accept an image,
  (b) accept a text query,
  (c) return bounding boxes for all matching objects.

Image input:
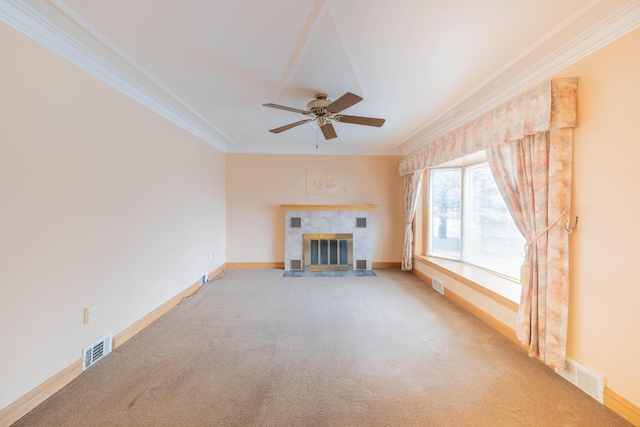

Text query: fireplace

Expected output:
[303,234,353,271]
[282,204,376,271]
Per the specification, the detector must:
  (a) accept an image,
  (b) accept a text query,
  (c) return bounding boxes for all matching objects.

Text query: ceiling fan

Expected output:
[263,92,385,140]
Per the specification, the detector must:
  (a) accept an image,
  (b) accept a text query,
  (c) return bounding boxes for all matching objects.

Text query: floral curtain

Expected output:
[398,77,577,368]
[486,130,572,369]
[398,78,578,177]
[402,171,423,271]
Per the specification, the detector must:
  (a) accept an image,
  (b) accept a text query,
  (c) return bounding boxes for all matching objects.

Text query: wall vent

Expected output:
[290,259,302,270]
[83,333,112,371]
[355,217,367,228]
[432,277,444,294]
[290,217,302,228]
[356,260,367,270]
[555,357,604,403]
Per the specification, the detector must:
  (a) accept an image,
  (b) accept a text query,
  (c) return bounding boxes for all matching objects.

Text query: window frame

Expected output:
[424,159,523,283]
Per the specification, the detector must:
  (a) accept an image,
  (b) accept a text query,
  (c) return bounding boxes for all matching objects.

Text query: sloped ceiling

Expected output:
[1,0,639,155]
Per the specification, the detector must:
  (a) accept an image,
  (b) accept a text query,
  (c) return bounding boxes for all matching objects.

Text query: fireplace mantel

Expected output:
[281,204,377,211]
[283,205,376,271]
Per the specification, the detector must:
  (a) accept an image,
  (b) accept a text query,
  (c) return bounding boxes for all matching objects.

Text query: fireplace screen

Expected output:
[303,234,353,271]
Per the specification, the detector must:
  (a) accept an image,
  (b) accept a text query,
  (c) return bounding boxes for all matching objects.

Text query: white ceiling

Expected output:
[2,0,640,155]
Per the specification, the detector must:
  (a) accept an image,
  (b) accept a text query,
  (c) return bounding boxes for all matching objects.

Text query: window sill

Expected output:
[414,255,520,311]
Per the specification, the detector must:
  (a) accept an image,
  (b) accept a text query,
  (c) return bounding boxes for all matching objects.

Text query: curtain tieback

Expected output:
[520,210,568,287]
[525,210,569,250]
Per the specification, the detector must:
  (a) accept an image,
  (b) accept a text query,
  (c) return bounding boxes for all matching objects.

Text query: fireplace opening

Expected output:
[303,234,353,271]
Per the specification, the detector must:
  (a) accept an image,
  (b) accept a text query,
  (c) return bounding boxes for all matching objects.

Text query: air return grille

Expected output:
[83,333,112,371]
[355,217,367,228]
[555,357,604,403]
[290,259,302,270]
[356,260,367,270]
[290,217,302,228]
[432,277,444,295]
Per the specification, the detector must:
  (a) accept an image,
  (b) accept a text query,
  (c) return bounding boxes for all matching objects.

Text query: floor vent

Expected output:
[290,259,302,270]
[555,357,604,403]
[432,277,444,294]
[356,260,367,270]
[83,333,113,371]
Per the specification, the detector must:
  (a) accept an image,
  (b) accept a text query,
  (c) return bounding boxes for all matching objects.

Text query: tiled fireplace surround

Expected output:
[282,205,377,271]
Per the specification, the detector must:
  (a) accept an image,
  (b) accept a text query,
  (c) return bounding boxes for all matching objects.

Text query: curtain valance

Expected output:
[398,77,578,177]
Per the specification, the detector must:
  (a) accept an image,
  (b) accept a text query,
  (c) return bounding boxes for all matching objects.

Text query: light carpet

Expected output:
[13,269,631,426]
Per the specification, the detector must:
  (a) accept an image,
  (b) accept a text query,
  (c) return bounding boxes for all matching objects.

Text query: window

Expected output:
[427,162,525,279]
[429,168,461,259]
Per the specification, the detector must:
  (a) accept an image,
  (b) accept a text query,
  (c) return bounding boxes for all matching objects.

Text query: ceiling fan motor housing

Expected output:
[307,93,332,118]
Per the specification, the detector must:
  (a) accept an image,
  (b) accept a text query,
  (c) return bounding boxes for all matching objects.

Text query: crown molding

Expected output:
[398,0,640,155]
[0,0,233,152]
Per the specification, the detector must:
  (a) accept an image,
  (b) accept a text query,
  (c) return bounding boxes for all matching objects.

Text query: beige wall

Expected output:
[0,22,226,410]
[554,27,640,406]
[226,154,404,264]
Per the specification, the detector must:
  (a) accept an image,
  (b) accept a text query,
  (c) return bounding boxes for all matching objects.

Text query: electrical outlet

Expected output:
[84,305,98,325]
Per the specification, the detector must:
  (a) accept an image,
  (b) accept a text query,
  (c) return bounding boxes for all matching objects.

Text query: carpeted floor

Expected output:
[13,269,631,426]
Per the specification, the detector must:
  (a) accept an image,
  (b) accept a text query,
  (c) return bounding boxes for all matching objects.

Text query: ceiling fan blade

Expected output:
[320,122,337,140]
[269,119,314,133]
[263,103,310,115]
[326,92,363,113]
[336,115,385,127]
